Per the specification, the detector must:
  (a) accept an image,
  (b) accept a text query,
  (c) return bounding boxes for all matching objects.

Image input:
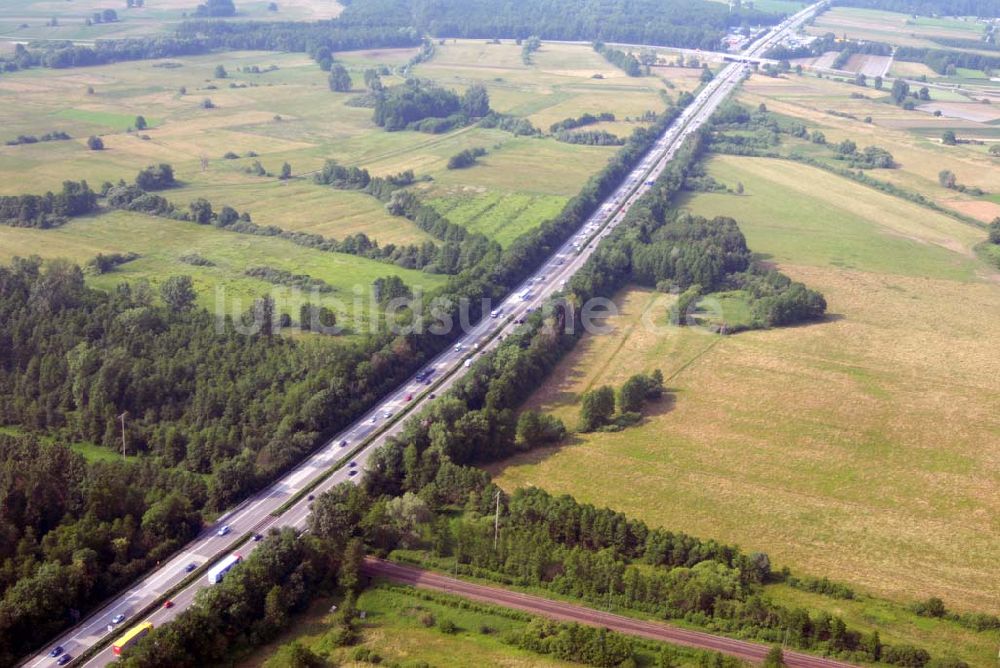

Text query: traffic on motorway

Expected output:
[24,5,824,665]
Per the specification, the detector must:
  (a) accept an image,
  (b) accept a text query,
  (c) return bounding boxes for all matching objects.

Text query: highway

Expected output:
[366,558,856,668]
[22,5,823,666]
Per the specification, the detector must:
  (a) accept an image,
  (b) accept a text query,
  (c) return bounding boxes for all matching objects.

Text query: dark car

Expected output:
[57,654,72,666]
[429,393,436,399]
[184,562,197,573]
[307,494,314,501]
[339,439,348,447]
[348,470,358,477]
[49,646,63,658]
[349,461,357,468]
[253,533,263,542]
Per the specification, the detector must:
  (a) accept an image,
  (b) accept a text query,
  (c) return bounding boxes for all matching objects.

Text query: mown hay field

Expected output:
[491,157,1000,623]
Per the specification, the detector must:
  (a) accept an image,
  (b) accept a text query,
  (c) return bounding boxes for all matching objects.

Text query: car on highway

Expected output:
[369,416,377,424]
[339,439,348,447]
[111,613,126,625]
[307,494,314,501]
[429,393,436,399]
[216,525,231,537]
[454,343,463,352]
[348,470,358,477]
[57,654,72,666]
[163,599,174,608]
[253,533,263,542]
[463,359,472,368]
[184,562,197,573]
[48,646,63,658]
[405,393,413,401]
[383,411,392,419]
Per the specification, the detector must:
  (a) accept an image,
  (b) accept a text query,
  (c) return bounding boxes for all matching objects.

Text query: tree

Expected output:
[135,163,175,190]
[874,75,883,89]
[579,385,615,431]
[160,275,196,312]
[214,64,228,79]
[988,218,1000,244]
[890,79,909,105]
[837,139,857,155]
[328,64,352,92]
[134,115,147,130]
[810,130,826,145]
[938,169,957,189]
[941,130,957,145]
[763,646,785,667]
[189,198,213,224]
[217,205,239,226]
[363,68,383,92]
[854,72,867,86]
[279,162,291,180]
[516,410,566,448]
[461,83,490,117]
[618,375,648,413]
[700,66,713,83]
[86,135,104,150]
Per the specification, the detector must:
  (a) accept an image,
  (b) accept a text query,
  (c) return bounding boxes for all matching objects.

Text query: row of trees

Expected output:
[0,181,98,228]
[594,42,643,76]
[550,111,616,134]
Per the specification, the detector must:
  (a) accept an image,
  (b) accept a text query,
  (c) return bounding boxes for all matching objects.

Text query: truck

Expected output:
[206,553,242,585]
[112,622,153,656]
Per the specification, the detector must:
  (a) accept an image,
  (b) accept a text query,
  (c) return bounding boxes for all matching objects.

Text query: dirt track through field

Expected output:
[364,558,857,667]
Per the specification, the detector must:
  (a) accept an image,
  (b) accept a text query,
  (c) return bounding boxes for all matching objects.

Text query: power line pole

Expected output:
[493,490,502,551]
[118,412,128,461]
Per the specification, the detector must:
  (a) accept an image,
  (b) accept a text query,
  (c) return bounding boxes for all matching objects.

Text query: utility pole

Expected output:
[118,412,128,461]
[493,490,502,550]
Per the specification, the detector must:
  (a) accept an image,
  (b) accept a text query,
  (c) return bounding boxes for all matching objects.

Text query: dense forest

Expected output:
[401,0,780,49]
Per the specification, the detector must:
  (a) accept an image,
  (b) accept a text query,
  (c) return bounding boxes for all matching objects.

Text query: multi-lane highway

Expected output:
[24,6,823,666]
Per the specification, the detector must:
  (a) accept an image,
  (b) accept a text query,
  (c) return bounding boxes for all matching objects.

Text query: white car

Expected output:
[216,525,231,537]
[454,343,463,352]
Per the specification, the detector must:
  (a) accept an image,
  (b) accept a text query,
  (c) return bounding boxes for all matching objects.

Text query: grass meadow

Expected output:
[238,586,580,668]
[736,72,1000,222]
[490,155,1000,634]
[0,40,688,317]
[808,8,988,52]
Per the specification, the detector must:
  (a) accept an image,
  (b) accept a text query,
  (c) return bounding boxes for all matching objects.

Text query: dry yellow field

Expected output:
[492,157,1000,613]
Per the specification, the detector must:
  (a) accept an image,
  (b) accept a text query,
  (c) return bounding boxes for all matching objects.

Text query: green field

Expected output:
[425,189,569,247]
[241,584,717,668]
[808,8,988,52]
[243,586,576,668]
[737,73,1000,223]
[0,210,447,331]
[0,40,689,317]
[491,155,1000,632]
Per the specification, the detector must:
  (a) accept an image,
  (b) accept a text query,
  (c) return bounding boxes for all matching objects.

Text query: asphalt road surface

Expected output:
[23,4,824,666]
[365,558,856,668]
